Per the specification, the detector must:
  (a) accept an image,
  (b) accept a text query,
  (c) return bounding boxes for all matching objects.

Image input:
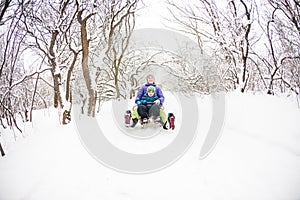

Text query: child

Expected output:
[140,86,159,107]
[135,86,161,125]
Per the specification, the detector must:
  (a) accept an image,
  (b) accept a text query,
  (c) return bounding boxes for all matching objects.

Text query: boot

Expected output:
[130,118,138,128]
[125,110,131,127]
[168,113,175,130]
[162,121,168,130]
[141,118,148,125]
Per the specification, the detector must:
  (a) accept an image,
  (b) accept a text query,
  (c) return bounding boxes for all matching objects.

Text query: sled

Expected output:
[140,117,163,129]
[124,108,175,130]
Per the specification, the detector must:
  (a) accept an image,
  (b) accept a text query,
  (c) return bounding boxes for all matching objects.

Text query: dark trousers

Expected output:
[137,104,160,119]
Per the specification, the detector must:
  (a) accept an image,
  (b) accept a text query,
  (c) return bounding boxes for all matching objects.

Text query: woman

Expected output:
[135,74,164,105]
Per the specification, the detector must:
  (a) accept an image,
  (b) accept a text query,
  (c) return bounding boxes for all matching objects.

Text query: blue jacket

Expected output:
[140,93,159,107]
[135,83,164,105]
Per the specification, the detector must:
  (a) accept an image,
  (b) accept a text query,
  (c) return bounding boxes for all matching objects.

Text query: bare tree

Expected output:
[76,1,96,117]
[253,0,300,95]
[0,1,34,154]
[22,0,80,122]
[166,0,258,92]
[0,0,12,26]
[0,1,28,133]
[99,0,139,99]
[267,0,300,95]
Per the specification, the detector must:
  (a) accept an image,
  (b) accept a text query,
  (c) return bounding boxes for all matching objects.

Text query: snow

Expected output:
[1,92,300,200]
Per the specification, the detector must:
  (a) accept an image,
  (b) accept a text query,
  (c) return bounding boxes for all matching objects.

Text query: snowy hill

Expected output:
[1,92,300,200]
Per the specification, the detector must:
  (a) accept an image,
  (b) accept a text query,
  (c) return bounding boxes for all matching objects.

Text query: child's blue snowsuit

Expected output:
[140,93,159,107]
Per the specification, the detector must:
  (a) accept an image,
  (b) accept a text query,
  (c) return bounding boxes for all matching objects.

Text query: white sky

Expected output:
[135,0,171,29]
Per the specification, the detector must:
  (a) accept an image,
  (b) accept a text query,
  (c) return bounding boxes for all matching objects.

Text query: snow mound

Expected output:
[1,92,300,200]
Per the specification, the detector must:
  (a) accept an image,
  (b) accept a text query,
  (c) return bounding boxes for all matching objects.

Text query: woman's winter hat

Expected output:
[146,74,155,83]
[147,85,156,93]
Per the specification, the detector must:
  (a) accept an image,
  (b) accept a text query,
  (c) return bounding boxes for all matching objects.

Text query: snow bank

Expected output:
[0,92,300,200]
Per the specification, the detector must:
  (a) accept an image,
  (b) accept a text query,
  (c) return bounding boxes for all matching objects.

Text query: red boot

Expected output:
[168,113,175,130]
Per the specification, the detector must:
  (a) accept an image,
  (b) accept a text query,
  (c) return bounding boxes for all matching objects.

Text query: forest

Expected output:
[0,0,299,156]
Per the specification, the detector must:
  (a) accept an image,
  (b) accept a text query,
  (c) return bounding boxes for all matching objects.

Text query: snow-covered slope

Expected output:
[0,92,300,200]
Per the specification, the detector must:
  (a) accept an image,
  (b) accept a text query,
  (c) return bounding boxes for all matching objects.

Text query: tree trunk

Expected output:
[48,30,63,109]
[0,141,5,157]
[62,49,78,124]
[53,74,63,108]
[78,11,96,117]
[114,69,120,98]
[66,48,79,102]
[30,73,39,122]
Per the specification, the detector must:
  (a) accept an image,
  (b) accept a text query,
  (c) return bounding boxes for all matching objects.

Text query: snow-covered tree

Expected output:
[167,0,259,92]
[21,0,80,122]
[95,0,139,101]
[166,0,300,96]
[0,1,31,133]
[0,0,42,155]
[255,0,300,95]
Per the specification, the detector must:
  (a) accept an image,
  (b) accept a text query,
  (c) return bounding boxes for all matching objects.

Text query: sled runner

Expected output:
[140,116,163,129]
[124,108,175,130]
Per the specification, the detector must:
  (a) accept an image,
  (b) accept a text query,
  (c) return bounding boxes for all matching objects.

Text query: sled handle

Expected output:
[147,102,156,104]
